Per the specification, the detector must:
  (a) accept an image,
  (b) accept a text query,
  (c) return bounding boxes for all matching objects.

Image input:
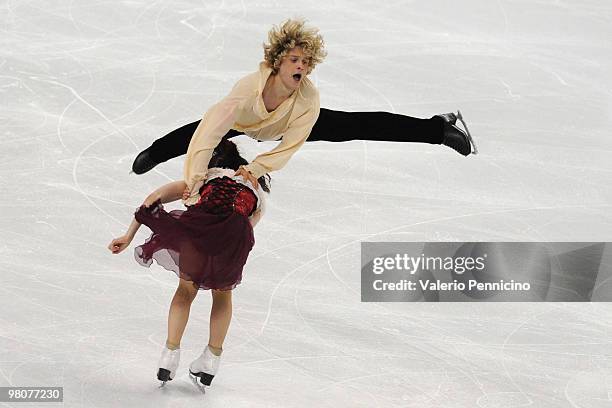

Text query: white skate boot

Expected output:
[157,347,180,386]
[189,345,221,389]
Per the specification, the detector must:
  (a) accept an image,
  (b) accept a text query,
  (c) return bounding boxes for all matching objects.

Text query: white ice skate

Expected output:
[189,345,221,391]
[157,347,180,386]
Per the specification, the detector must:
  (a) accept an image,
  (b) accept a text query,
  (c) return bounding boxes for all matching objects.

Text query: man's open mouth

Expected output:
[292,73,302,81]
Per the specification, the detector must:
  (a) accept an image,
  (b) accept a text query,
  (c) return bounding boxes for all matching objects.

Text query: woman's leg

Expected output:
[308,108,445,144]
[166,278,199,349]
[207,289,233,353]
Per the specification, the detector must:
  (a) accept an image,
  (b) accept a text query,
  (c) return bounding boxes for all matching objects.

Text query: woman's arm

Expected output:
[249,208,263,227]
[108,181,187,254]
[143,180,187,206]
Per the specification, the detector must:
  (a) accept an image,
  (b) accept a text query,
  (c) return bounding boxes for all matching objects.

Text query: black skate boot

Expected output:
[433,112,458,125]
[131,148,158,174]
[441,110,478,156]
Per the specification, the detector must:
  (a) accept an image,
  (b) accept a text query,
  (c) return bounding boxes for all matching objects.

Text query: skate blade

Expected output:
[456,110,479,155]
[189,373,207,394]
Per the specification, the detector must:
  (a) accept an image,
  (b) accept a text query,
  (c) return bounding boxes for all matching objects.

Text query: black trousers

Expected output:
[148,108,444,163]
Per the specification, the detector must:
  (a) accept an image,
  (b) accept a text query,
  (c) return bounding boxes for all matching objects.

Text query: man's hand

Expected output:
[235,166,259,190]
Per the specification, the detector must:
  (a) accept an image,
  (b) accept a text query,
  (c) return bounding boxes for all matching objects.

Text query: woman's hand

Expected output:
[108,235,132,254]
[182,186,191,201]
[235,166,259,190]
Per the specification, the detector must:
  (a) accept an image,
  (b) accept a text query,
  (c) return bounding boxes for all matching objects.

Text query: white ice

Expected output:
[2,0,612,407]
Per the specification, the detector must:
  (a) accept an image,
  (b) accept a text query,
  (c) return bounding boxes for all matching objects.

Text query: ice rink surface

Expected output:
[2,0,612,406]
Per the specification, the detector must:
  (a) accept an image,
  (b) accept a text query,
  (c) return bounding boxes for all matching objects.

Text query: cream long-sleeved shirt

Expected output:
[183,61,320,205]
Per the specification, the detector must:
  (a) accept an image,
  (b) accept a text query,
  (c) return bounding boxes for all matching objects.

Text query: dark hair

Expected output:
[208,139,271,193]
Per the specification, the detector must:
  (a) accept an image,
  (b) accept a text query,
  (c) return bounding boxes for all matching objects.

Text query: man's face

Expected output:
[277,46,310,91]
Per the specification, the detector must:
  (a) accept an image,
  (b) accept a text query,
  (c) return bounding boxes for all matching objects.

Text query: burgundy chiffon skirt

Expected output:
[133,186,255,290]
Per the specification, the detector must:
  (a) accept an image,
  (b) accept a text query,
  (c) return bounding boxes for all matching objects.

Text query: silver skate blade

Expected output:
[189,373,206,394]
[456,110,479,155]
[158,381,167,388]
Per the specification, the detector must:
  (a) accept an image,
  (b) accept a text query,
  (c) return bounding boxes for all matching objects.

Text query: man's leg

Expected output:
[310,108,474,155]
[309,108,445,144]
[148,120,200,164]
[132,108,473,174]
[132,121,243,174]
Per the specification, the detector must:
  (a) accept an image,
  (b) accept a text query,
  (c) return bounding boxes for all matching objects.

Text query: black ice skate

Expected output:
[131,148,158,175]
[441,110,478,156]
[433,112,458,125]
[456,110,478,154]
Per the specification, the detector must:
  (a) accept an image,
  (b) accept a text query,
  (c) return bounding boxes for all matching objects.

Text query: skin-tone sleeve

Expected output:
[243,96,320,179]
[182,80,253,206]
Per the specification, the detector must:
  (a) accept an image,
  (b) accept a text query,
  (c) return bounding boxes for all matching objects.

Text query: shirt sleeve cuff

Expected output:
[243,162,267,179]
[182,178,205,206]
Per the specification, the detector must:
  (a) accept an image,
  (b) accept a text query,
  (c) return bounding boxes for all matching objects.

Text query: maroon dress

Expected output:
[133,175,258,290]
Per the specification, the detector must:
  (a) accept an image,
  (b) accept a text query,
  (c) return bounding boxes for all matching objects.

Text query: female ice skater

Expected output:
[108,139,268,389]
[131,18,477,195]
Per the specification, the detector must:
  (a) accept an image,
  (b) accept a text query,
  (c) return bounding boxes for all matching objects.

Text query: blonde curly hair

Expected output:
[263,18,327,75]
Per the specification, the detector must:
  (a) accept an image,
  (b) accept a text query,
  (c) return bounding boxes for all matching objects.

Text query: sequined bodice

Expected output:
[196,176,257,216]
